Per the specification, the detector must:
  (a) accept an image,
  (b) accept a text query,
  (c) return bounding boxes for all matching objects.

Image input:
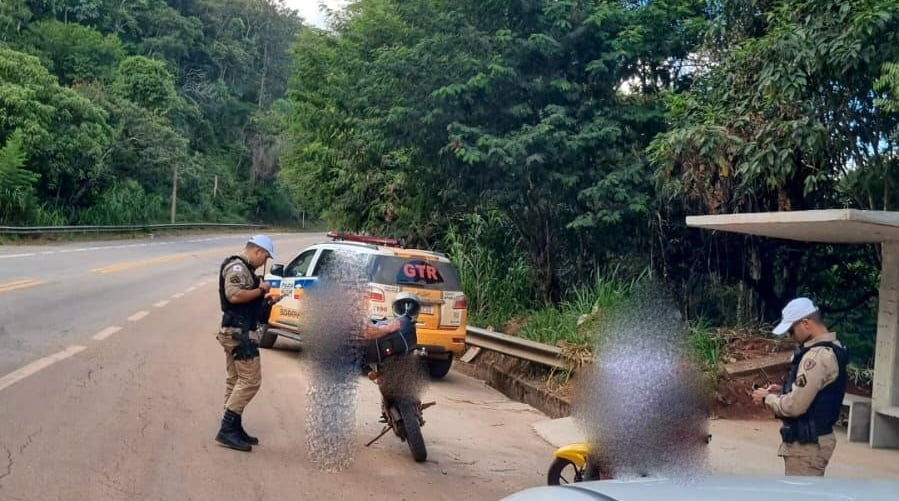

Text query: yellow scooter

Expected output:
[547,443,601,485]
[547,433,711,485]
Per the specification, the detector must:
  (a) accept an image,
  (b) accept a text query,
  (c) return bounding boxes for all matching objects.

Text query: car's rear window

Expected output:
[370,256,462,290]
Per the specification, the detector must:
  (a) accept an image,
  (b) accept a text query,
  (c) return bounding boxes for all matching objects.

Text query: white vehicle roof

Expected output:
[308,240,452,262]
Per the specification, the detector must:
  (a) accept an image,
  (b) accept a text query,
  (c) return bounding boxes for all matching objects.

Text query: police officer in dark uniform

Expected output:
[215,235,277,452]
[753,297,849,476]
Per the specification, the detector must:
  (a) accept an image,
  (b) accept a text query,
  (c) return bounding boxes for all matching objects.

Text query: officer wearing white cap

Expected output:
[752,297,848,476]
[214,235,277,451]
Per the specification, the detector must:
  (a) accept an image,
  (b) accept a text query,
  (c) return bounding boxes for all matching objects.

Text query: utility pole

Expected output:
[170,167,178,224]
[213,175,218,199]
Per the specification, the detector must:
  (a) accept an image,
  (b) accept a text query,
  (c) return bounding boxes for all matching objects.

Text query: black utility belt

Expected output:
[780,420,832,444]
[221,313,255,330]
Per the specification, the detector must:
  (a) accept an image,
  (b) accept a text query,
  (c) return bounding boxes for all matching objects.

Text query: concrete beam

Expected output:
[871,242,899,448]
[686,209,899,243]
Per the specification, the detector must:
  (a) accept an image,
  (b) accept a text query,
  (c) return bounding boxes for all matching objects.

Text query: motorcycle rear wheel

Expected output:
[397,400,427,462]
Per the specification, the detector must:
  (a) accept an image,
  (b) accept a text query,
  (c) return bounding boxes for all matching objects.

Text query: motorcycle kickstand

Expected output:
[365,425,393,447]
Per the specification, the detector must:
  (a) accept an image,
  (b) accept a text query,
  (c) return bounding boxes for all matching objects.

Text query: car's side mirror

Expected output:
[269,264,285,277]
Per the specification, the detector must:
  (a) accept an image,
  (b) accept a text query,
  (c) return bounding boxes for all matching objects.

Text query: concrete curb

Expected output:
[454,355,571,419]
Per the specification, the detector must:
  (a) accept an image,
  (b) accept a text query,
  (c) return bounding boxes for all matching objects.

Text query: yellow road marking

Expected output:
[0,278,44,294]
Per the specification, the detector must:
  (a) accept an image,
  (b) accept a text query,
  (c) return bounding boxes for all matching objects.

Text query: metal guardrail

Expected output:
[465,326,569,370]
[0,223,268,235]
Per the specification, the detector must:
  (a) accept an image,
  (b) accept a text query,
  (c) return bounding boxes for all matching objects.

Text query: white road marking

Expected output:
[154,300,170,308]
[186,286,197,292]
[0,233,306,261]
[128,311,149,322]
[0,346,87,393]
[0,253,35,259]
[92,326,122,341]
[172,292,185,299]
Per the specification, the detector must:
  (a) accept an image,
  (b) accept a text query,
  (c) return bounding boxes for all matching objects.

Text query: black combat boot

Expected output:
[235,412,259,445]
[215,409,251,451]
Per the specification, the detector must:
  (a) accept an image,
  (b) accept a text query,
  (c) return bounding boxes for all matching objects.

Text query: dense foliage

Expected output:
[283,0,899,366]
[0,0,303,225]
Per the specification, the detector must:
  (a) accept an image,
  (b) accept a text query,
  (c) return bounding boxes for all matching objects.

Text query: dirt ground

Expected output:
[534,416,899,480]
[708,418,899,479]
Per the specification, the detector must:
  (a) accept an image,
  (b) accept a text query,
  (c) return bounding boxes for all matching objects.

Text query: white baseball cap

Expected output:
[247,234,275,260]
[773,297,818,336]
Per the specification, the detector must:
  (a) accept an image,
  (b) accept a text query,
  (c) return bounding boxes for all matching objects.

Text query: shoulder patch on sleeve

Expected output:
[796,374,807,387]
[804,358,817,371]
[229,276,241,284]
[231,264,243,273]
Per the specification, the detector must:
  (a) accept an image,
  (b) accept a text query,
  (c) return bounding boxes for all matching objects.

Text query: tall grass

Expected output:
[518,266,648,345]
[445,209,651,346]
[445,210,536,327]
[687,317,724,371]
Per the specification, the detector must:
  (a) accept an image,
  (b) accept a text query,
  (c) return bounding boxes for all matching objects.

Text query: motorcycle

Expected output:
[363,349,435,463]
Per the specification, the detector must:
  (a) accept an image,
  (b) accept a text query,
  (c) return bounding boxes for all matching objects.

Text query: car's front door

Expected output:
[270,249,318,329]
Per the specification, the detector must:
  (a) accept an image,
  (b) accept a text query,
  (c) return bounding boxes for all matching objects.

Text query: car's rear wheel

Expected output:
[427,357,452,379]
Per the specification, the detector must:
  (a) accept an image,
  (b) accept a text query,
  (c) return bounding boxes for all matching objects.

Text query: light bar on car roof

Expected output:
[327,230,406,248]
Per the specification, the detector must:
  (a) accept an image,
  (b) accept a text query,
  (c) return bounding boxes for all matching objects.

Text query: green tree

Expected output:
[111,56,179,114]
[0,130,40,223]
[0,46,113,214]
[284,0,706,301]
[649,0,899,319]
[23,20,124,84]
[0,0,31,41]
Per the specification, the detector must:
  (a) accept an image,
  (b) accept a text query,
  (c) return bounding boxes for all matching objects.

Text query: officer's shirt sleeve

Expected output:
[764,347,839,418]
[222,261,254,299]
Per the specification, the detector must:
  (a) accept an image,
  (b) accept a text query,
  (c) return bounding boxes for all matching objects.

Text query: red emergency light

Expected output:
[327,231,405,248]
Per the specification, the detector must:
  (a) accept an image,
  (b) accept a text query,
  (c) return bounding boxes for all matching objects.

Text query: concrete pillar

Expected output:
[847,401,871,443]
[870,241,899,448]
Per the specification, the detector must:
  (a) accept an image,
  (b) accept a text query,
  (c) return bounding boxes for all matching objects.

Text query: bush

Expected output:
[78,180,166,225]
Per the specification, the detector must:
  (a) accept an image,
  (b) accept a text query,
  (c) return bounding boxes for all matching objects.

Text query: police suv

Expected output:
[261,232,468,378]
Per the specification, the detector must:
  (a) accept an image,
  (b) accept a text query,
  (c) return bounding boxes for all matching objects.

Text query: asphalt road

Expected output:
[0,233,553,500]
[0,233,318,376]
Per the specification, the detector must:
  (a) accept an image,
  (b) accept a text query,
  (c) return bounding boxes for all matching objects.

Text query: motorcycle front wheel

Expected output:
[396,400,427,462]
[547,457,584,485]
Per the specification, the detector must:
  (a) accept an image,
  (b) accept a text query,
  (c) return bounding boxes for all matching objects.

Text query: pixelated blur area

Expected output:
[298,251,368,472]
[573,282,710,479]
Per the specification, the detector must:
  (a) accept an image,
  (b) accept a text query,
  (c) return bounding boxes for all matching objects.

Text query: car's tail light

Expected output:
[453,296,468,309]
[369,287,385,302]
